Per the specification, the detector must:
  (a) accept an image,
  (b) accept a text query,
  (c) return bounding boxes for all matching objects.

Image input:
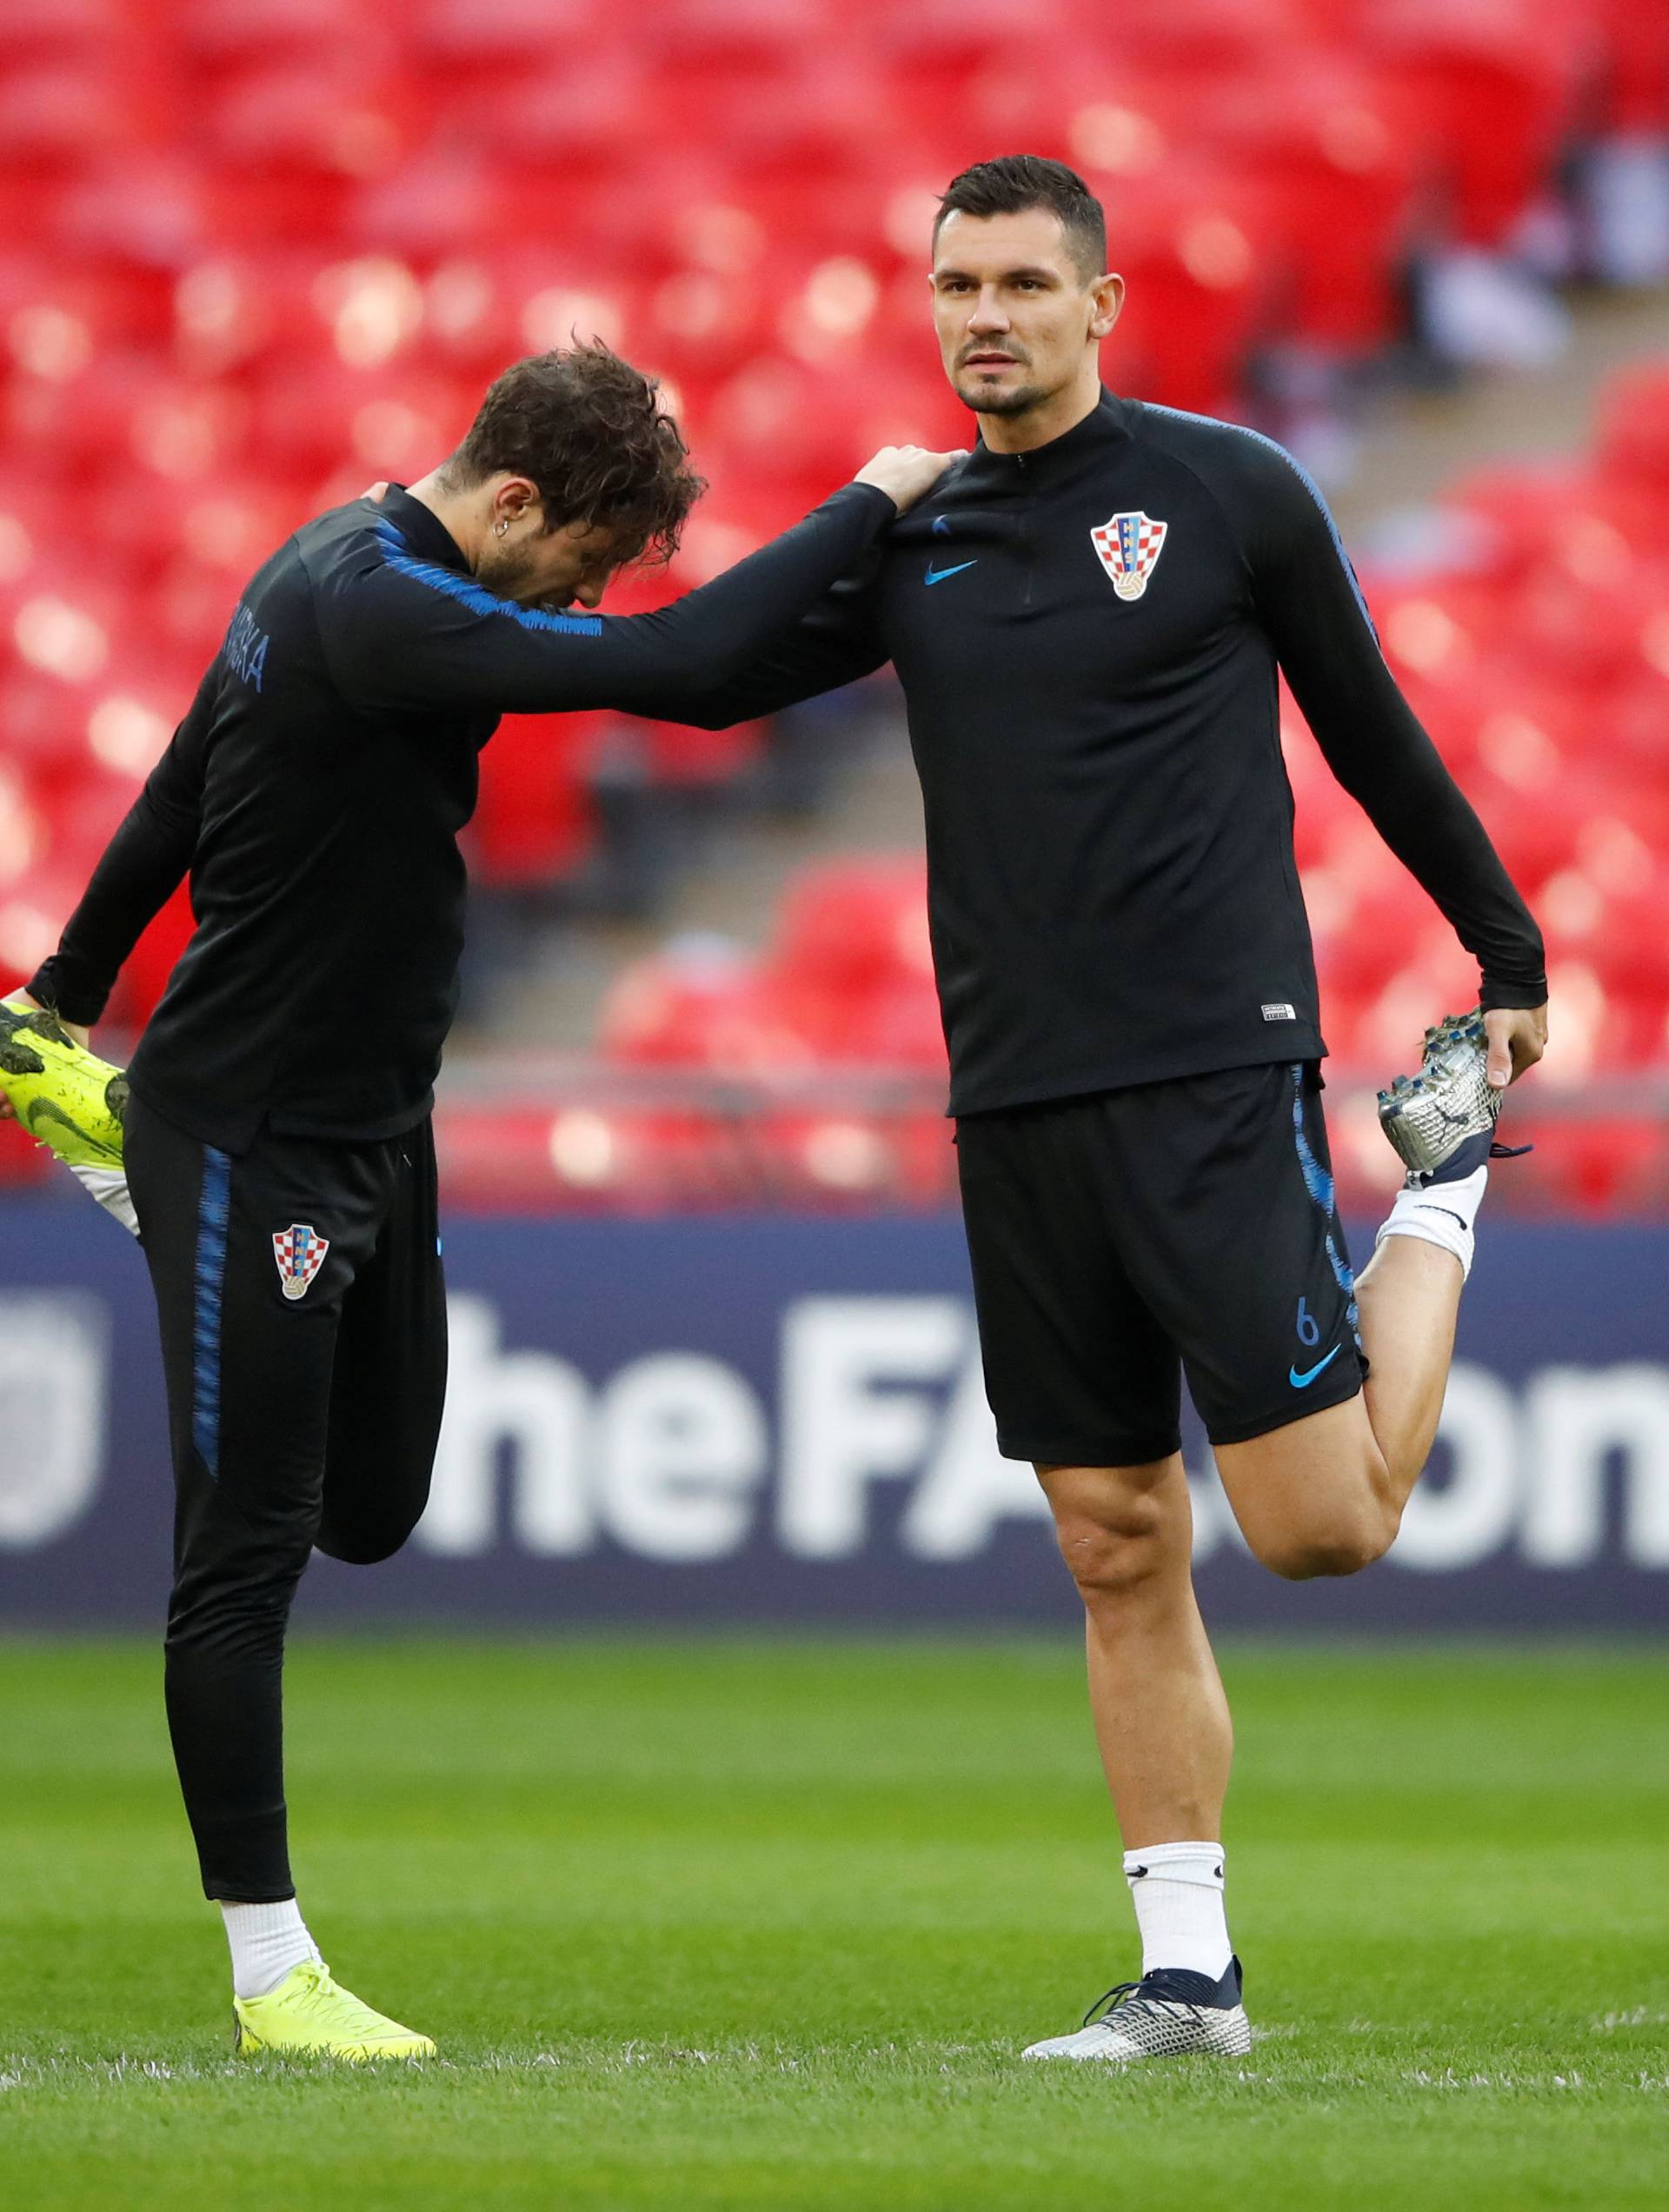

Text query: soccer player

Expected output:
[625,157,1550,2061]
[0,343,956,2059]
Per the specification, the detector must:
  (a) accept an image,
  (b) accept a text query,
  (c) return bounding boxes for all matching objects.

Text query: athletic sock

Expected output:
[1373,1162,1488,1279]
[221,1898,321,2000]
[67,1162,138,1237]
[1124,1842,1232,1980]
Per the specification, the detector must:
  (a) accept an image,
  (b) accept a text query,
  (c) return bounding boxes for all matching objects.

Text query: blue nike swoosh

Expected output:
[924,561,977,585]
[1289,1344,1342,1389]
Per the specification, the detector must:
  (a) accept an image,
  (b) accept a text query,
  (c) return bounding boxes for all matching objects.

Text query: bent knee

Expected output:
[1251,1509,1394,1582]
[1052,1501,1184,1606]
[314,1519,418,1568]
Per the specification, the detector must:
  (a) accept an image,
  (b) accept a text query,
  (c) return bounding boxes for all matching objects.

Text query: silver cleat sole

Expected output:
[1023,1998,1253,2062]
[1377,1007,1500,1179]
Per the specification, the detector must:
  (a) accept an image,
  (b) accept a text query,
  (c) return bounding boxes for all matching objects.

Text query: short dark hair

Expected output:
[934,155,1107,280]
[446,343,703,567]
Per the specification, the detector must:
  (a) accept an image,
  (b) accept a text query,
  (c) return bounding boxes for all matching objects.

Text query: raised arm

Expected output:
[324,451,949,719]
[23,670,215,1027]
[1240,438,1547,1083]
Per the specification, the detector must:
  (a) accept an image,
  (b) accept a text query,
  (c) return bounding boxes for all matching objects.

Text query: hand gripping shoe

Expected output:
[0,996,128,1169]
[1377,1008,1528,1187]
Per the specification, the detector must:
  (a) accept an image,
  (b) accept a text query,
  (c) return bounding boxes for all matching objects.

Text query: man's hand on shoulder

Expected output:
[1484,1003,1547,1090]
[854,446,967,514]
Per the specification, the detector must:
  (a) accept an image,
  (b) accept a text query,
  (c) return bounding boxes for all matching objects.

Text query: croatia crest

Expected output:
[1091,510,1167,601]
[272,1223,329,1301]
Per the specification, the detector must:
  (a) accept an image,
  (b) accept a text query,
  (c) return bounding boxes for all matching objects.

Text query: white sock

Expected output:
[68,1162,139,1237]
[1373,1163,1488,1280]
[1124,1842,1232,1980]
[221,1898,321,2000]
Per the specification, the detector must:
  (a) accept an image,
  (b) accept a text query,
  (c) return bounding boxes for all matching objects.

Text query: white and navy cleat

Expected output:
[1377,1008,1528,1189]
[1021,1957,1252,2063]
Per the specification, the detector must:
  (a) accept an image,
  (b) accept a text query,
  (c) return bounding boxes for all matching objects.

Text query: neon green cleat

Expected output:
[0,996,128,1169]
[232,1961,436,2062]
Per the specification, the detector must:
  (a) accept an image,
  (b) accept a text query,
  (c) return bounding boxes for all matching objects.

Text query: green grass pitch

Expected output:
[3,1636,1667,2211]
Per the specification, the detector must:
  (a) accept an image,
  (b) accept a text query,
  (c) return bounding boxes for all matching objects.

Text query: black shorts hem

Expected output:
[1203,1372,1365,1449]
[996,1428,1185,1469]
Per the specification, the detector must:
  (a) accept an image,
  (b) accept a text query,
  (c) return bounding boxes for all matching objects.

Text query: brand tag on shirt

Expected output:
[1262,1003,1297,1022]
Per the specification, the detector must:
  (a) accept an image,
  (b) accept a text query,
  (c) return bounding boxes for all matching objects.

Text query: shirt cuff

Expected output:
[23,955,111,1029]
[1479,972,1548,1012]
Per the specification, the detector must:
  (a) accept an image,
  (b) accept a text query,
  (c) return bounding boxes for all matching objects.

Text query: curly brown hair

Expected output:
[444,343,704,566]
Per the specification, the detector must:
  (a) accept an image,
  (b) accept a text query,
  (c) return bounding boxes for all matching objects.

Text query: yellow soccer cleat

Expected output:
[231,1961,436,2062]
[0,995,128,1170]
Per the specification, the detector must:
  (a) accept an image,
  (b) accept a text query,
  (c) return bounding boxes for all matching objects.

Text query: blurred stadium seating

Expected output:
[1,0,1666,1209]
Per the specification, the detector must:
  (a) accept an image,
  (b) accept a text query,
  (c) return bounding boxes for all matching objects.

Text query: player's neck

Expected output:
[976,375,1103,457]
[405,470,486,571]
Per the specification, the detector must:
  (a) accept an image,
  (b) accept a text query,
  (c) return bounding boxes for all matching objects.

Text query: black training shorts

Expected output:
[954,1061,1366,1467]
[124,1091,449,1564]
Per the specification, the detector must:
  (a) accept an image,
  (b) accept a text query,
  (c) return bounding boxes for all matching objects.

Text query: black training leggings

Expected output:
[124,1093,447,1901]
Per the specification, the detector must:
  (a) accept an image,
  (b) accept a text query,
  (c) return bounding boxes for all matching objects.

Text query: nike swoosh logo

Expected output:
[924,561,977,586]
[1289,1344,1342,1389]
[25,1097,122,1163]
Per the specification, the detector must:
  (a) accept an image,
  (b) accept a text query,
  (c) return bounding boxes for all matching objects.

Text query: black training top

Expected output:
[635,390,1547,1116]
[29,479,895,1149]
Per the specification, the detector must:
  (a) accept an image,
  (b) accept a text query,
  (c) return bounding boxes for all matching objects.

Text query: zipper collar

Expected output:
[369,484,473,573]
[964,388,1132,494]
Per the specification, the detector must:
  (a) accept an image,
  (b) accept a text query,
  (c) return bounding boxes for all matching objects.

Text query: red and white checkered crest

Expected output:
[272,1223,329,1301]
[1091,510,1168,601]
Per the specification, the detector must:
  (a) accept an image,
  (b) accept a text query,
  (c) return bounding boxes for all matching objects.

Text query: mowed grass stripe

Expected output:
[3,1637,1666,2211]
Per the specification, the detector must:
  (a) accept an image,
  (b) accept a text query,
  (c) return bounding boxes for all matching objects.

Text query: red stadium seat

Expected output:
[1591,0,1669,133]
[774,857,932,996]
[469,712,603,888]
[409,0,594,76]
[1596,362,1669,492]
[602,943,815,1072]
[176,0,379,63]
[0,0,127,54]
[1187,59,1417,350]
[248,357,470,478]
[647,0,834,73]
[0,254,173,363]
[872,0,1073,95]
[1522,1115,1669,1211]
[202,57,426,183]
[0,64,140,168]
[1362,0,1586,249]
[703,356,966,504]
[630,719,770,787]
[1439,463,1624,583]
[1071,157,1276,416]
[452,55,649,182]
[110,880,194,1029]
[1083,0,1313,78]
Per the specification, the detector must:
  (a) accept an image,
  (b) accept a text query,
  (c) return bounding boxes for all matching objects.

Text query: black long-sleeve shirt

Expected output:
[29,479,895,1149]
[632,391,1546,1116]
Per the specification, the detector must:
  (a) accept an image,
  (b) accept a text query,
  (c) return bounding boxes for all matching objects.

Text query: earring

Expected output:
[493,519,509,537]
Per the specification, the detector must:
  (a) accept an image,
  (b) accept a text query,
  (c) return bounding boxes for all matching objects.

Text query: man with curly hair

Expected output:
[3,343,954,2059]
